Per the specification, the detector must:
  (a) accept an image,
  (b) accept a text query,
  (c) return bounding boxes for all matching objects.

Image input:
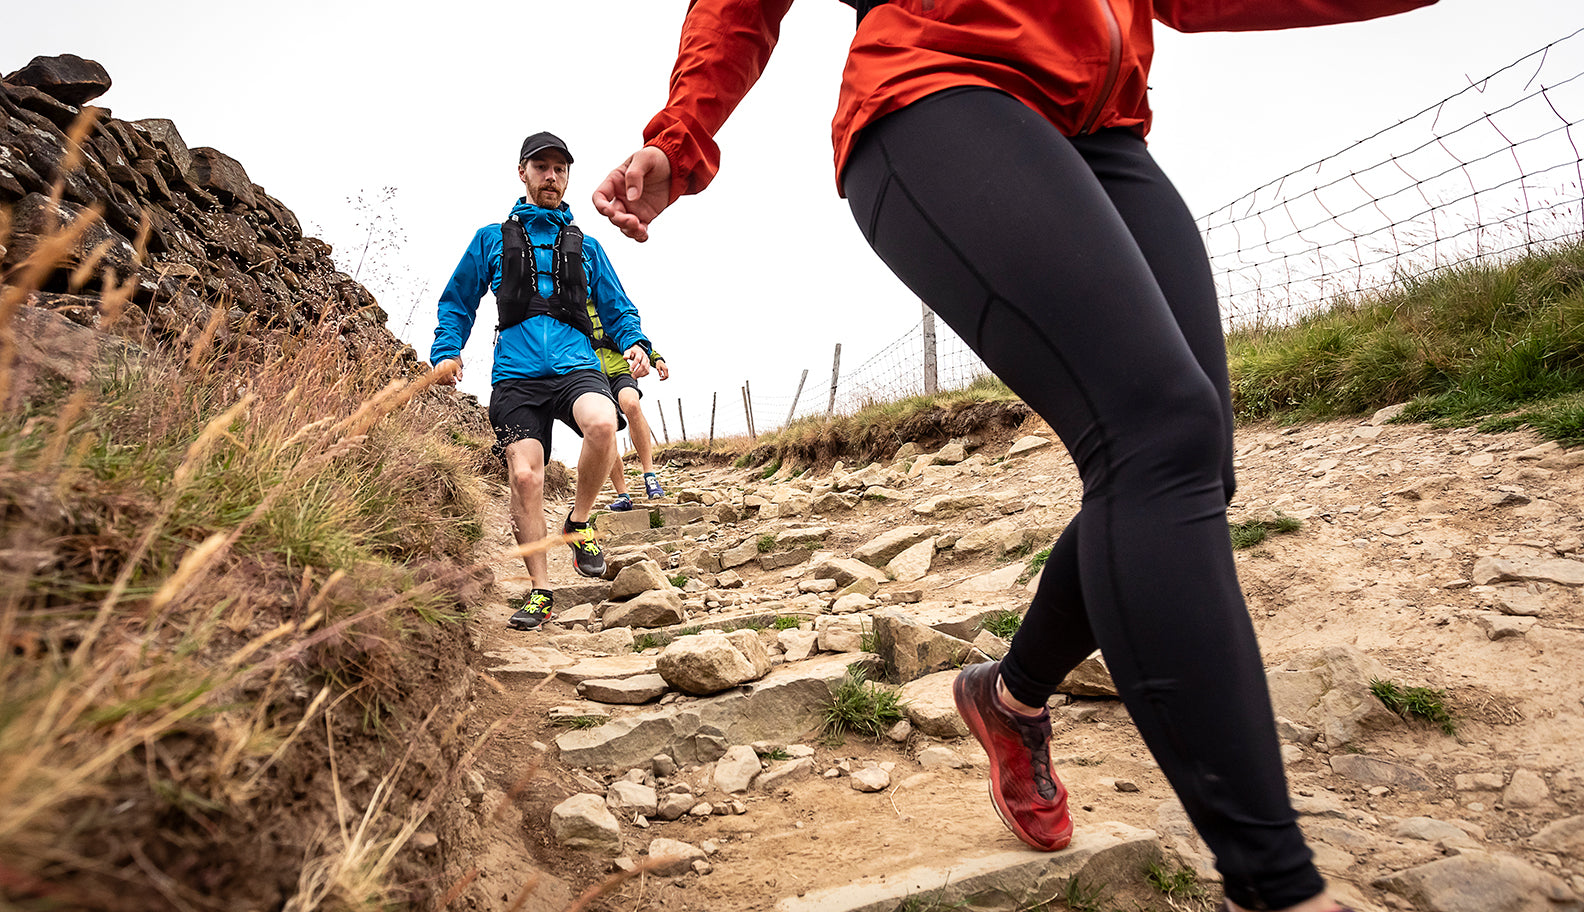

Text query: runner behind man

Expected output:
[588,305,671,510]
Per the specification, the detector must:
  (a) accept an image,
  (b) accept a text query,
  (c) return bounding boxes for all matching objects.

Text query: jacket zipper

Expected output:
[1078,0,1123,135]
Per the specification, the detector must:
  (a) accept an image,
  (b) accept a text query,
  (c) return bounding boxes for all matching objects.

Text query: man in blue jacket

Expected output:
[432,131,653,631]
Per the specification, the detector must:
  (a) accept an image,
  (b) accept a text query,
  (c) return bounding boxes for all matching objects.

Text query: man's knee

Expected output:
[581,404,619,441]
[504,443,546,495]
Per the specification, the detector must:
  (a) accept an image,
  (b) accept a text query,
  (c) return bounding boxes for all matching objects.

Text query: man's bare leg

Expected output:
[617,387,656,474]
[608,452,630,497]
[502,437,549,589]
[570,392,618,523]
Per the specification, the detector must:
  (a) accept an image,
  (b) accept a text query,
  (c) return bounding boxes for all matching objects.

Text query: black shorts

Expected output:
[488,369,623,459]
[609,372,641,400]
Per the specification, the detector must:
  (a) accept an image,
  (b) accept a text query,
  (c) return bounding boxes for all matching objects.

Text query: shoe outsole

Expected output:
[953,665,1074,852]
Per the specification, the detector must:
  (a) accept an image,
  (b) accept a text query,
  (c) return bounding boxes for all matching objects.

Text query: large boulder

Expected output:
[854,525,940,567]
[872,609,978,683]
[4,54,112,106]
[1265,646,1399,749]
[886,538,936,582]
[656,632,767,695]
[610,559,673,599]
[602,589,686,629]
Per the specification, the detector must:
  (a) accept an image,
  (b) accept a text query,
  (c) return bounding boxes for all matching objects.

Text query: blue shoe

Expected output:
[609,492,633,512]
[643,472,664,499]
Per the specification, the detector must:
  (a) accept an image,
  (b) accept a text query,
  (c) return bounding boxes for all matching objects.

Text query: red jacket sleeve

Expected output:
[1154,0,1436,32]
[641,0,796,203]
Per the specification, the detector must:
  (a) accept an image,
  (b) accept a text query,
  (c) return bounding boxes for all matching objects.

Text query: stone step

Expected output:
[773,823,1163,912]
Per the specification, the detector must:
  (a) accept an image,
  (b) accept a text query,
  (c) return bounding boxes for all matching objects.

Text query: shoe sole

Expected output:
[953,669,1074,852]
[507,617,547,630]
[573,562,605,579]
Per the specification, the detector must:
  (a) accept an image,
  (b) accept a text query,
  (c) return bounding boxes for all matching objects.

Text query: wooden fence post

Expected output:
[922,303,938,395]
[678,398,687,441]
[786,368,808,426]
[657,404,669,443]
[827,343,842,416]
[708,392,717,452]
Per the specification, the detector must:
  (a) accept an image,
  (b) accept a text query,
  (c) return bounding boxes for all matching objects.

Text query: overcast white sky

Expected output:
[3,1,1579,462]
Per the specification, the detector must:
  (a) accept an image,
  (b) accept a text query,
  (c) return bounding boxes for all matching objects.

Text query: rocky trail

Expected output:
[443,413,1584,912]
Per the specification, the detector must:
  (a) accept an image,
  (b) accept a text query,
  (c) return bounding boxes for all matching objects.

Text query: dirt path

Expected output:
[453,415,1584,912]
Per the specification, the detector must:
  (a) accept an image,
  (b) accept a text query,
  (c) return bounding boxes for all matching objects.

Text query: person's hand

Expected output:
[625,345,652,378]
[434,358,462,386]
[592,146,672,243]
[656,359,670,381]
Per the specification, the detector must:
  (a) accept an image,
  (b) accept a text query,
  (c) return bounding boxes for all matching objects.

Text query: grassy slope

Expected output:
[2,207,496,910]
[1227,239,1584,442]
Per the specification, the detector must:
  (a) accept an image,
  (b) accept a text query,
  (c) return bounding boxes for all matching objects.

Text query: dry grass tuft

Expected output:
[0,137,494,909]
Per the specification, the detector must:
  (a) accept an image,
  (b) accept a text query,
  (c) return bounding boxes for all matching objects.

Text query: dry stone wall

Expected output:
[0,54,417,368]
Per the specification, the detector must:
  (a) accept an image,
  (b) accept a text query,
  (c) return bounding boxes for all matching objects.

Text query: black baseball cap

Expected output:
[519,131,573,164]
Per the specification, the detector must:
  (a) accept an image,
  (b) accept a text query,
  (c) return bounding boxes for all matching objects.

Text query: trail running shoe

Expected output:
[563,516,606,578]
[507,589,552,630]
[952,660,1073,851]
[609,492,633,512]
[643,472,664,499]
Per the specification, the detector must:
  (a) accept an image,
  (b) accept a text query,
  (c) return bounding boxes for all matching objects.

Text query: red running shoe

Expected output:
[953,660,1073,851]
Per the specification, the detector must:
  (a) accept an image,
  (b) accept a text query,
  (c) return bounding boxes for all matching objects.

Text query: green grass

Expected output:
[758,747,791,762]
[1371,678,1457,735]
[821,665,906,743]
[979,609,1023,639]
[773,615,803,630]
[551,715,608,730]
[1227,239,1584,444]
[1062,876,1110,912]
[1229,513,1302,550]
[650,510,665,529]
[760,457,783,479]
[1017,545,1052,585]
[632,633,670,652]
[1145,860,1209,902]
[756,533,777,553]
[669,574,689,588]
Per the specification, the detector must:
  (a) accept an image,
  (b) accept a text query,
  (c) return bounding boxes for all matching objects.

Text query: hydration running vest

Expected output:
[838,0,887,24]
[494,214,595,339]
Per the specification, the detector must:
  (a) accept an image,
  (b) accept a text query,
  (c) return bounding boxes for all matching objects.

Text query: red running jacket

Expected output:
[641,0,1436,199]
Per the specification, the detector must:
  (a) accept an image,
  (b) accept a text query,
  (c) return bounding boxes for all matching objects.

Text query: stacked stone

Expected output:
[0,54,413,365]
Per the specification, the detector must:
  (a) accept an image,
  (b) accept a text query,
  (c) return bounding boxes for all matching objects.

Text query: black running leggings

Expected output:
[843,88,1322,909]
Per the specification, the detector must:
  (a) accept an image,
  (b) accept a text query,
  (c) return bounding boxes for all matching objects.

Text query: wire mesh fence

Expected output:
[651,29,1584,447]
[1200,27,1584,330]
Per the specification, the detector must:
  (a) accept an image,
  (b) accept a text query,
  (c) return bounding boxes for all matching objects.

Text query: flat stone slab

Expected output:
[578,674,669,704]
[774,823,1162,912]
[893,600,1008,640]
[955,564,1026,592]
[595,510,652,535]
[556,654,658,685]
[557,652,881,769]
[485,644,578,679]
